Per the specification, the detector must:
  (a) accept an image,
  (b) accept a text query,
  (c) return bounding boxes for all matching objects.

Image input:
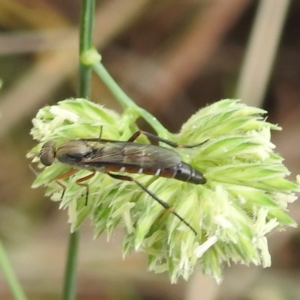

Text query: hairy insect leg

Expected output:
[107,172,197,235]
[55,169,79,199]
[75,171,96,205]
[127,130,207,149]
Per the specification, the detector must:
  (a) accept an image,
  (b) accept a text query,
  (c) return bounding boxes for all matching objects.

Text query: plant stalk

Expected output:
[62,0,95,299]
[0,241,27,300]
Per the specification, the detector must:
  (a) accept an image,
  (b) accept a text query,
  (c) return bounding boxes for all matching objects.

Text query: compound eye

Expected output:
[40,141,56,166]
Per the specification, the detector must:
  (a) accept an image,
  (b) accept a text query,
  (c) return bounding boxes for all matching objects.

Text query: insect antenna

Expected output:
[107,172,197,235]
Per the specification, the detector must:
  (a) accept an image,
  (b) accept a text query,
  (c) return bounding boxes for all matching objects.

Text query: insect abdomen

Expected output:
[105,162,206,185]
[173,162,206,184]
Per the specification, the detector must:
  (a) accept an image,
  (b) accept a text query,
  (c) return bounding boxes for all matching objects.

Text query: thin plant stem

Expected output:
[235,0,290,107]
[0,241,27,300]
[62,232,80,300]
[92,62,168,136]
[62,0,95,299]
[78,0,95,98]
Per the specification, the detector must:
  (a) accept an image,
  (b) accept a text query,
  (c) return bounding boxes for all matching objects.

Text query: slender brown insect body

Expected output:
[40,131,207,234]
[41,139,206,184]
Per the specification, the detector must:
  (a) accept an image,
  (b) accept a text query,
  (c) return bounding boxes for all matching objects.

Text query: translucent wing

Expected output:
[80,142,181,169]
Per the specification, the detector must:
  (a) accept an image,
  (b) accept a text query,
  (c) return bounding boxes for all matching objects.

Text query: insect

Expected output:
[39,130,207,234]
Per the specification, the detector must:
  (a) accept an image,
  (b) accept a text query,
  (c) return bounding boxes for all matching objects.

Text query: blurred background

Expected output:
[0,0,300,299]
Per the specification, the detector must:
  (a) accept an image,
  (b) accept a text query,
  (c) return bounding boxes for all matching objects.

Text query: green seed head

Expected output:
[28,98,299,283]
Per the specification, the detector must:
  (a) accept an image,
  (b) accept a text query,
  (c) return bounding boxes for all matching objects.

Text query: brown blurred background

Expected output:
[0,0,300,299]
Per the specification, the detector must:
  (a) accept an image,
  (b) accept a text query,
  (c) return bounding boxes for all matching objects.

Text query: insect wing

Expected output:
[123,143,181,169]
[80,142,181,169]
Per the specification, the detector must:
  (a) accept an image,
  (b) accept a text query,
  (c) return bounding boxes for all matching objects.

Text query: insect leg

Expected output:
[107,172,197,235]
[127,130,207,149]
[54,170,95,204]
[75,171,96,205]
[29,163,39,177]
[55,169,79,199]
[98,126,103,139]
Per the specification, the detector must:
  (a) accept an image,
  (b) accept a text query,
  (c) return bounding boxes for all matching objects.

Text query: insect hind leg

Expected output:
[107,172,197,235]
[127,130,207,149]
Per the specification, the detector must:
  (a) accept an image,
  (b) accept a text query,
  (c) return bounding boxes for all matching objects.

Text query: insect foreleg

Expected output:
[107,172,197,235]
[128,130,207,149]
[75,171,96,205]
[54,169,95,204]
[55,169,79,199]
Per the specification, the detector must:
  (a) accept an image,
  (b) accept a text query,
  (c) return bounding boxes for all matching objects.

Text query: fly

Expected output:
[39,130,207,234]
